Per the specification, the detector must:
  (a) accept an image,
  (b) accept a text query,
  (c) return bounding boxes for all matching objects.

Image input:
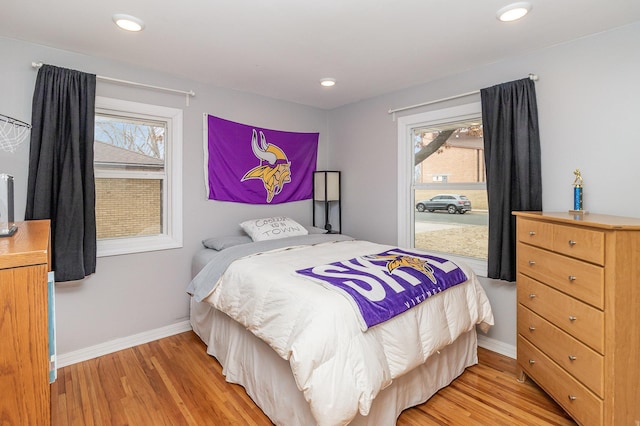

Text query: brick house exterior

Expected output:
[417,135,485,184]
[94,141,163,239]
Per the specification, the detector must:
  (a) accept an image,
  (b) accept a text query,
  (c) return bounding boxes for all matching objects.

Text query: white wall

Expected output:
[0,36,329,355]
[327,22,640,351]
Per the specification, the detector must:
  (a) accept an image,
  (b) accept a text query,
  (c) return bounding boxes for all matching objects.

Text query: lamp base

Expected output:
[569,209,588,215]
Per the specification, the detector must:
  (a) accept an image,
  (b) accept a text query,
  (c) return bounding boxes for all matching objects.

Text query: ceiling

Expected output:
[2,1,639,110]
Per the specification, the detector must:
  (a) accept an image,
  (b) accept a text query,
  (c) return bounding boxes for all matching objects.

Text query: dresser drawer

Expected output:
[553,224,605,265]
[518,274,604,354]
[517,218,554,250]
[517,244,604,309]
[518,337,603,426]
[518,305,604,397]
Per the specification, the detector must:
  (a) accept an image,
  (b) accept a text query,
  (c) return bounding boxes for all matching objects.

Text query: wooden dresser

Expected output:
[0,220,51,425]
[514,212,640,426]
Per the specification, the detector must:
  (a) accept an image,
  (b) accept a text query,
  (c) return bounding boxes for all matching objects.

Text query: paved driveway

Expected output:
[416,210,487,228]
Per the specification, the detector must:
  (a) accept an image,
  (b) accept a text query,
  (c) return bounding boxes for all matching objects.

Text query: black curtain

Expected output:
[480,77,542,282]
[25,64,97,282]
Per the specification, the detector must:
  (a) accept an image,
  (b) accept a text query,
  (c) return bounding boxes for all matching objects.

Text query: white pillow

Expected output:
[240,216,309,242]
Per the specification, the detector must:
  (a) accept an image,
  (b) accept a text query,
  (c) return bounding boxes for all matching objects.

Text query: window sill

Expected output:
[427,251,488,278]
[97,235,183,257]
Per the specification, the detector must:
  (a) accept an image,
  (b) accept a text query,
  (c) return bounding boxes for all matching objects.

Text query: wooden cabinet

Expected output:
[0,220,51,425]
[514,212,640,426]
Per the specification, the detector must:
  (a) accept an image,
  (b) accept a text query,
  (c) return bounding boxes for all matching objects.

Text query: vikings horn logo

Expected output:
[241,129,292,203]
[365,254,437,284]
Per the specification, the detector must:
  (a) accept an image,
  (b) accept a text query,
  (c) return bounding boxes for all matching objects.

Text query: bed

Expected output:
[187,219,494,426]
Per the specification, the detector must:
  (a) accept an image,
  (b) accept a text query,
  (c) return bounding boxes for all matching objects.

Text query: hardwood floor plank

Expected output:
[452,365,573,424]
[51,332,577,425]
[407,393,486,425]
[51,368,67,426]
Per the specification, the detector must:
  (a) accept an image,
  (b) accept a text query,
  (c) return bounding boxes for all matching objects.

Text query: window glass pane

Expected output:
[413,120,488,260]
[95,115,165,171]
[95,178,163,239]
[95,114,166,241]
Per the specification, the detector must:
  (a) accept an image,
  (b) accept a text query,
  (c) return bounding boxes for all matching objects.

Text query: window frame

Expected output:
[396,102,487,277]
[94,96,183,257]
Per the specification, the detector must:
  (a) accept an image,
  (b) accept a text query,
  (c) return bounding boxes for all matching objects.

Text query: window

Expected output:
[94,97,183,256]
[397,102,487,276]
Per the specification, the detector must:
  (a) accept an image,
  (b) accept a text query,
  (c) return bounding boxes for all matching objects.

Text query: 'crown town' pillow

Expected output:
[240,216,308,242]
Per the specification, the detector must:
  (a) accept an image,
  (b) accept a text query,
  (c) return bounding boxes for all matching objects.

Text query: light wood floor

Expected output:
[51,331,576,425]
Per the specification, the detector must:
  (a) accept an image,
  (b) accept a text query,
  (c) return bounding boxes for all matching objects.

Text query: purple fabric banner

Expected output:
[205,115,319,204]
[296,248,468,329]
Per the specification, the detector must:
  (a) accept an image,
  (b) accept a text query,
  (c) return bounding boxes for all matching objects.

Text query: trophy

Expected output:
[569,169,586,215]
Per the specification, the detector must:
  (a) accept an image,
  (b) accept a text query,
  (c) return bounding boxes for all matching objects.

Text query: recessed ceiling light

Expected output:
[113,14,145,32]
[320,78,336,87]
[497,2,531,22]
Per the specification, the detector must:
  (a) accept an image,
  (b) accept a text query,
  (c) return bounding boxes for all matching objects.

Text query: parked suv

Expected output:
[416,194,472,214]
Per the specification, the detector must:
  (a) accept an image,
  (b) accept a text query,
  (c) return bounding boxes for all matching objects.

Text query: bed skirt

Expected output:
[190,298,478,426]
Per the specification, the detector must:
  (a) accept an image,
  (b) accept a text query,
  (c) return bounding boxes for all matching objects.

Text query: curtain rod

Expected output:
[31,62,196,106]
[388,73,538,117]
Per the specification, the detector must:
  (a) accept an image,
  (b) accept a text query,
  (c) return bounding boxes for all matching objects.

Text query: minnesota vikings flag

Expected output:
[204,114,319,204]
[296,248,468,330]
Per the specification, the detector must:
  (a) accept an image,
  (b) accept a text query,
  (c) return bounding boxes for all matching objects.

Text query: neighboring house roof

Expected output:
[94,140,163,168]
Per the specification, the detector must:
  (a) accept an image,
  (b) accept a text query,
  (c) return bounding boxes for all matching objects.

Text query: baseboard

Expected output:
[477,334,516,359]
[56,320,193,368]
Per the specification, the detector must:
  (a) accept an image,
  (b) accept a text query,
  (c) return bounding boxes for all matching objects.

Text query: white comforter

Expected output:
[202,239,494,426]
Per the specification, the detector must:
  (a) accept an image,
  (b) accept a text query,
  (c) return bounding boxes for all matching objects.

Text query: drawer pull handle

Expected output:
[528,260,536,266]
[528,231,536,236]
[568,315,577,322]
[528,293,536,299]
[568,275,576,282]
[528,359,535,365]
[568,395,577,401]
[528,326,536,332]
[568,355,577,361]
[568,240,577,246]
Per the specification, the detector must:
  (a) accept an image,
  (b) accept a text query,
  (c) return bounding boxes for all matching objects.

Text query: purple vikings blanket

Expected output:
[296,248,468,330]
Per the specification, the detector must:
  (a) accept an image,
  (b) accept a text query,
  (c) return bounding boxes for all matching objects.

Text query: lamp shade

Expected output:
[312,171,341,233]
[314,171,340,201]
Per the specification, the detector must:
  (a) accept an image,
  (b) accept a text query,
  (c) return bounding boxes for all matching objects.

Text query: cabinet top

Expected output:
[0,220,51,270]
[512,211,640,230]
